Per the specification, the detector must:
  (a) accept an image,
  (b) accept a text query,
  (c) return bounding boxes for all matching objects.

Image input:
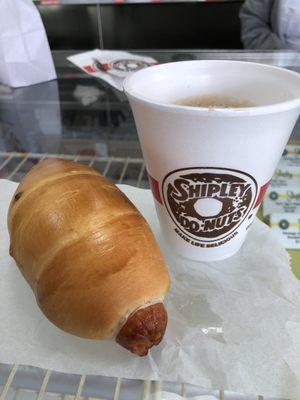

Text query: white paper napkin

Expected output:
[1,179,300,399]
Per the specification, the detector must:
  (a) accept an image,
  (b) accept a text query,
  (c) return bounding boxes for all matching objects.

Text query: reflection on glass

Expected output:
[0,80,62,154]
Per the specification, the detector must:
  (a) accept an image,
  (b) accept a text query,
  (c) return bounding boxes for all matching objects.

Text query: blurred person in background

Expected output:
[240,0,300,50]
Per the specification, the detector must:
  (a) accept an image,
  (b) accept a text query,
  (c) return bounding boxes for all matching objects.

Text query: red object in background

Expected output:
[41,0,59,4]
[148,174,163,205]
[83,65,97,73]
[253,180,271,209]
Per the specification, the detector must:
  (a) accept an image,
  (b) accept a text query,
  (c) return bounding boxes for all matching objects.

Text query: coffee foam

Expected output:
[174,95,254,109]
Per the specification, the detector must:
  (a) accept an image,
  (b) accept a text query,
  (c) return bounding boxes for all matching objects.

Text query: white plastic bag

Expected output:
[0,0,56,87]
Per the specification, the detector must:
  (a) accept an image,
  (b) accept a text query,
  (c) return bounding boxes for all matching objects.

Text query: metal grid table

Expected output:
[0,152,286,400]
[1,363,236,400]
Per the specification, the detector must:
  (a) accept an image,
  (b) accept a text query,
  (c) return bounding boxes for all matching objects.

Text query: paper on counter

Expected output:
[263,186,300,216]
[271,164,300,188]
[264,146,300,213]
[281,144,300,167]
[1,179,300,399]
[67,50,157,91]
[270,213,300,250]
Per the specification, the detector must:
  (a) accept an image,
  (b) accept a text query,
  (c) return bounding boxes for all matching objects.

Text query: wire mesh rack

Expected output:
[0,363,234,400]
[0,152,148,188]
[0,152,286,400]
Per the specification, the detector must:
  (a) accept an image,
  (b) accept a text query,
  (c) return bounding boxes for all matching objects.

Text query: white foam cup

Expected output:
[124,60,300,261]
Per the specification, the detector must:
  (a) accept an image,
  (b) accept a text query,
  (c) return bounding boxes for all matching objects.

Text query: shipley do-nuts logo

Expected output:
[162,168,258,246]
